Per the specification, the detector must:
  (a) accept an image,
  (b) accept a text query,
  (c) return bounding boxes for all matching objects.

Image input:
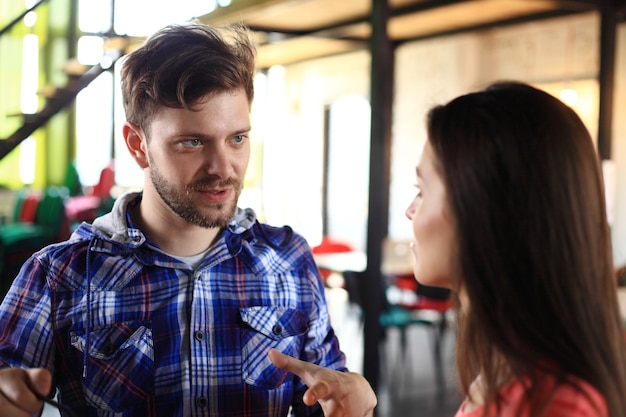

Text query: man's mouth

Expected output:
[196,187,233,203]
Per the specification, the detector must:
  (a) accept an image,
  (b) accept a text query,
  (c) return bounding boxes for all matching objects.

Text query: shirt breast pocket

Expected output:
[70,321,154,412]
[240,306,309,389]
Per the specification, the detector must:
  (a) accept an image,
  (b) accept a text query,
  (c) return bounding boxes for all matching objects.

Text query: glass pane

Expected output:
[114,0,217,36]
[112,58,142,188]
[326,95,371,252]
[78,0,111,33]
[20,34,38,114]
[76,72,113,186]
[77,36,104,65]
[19,137,36,185]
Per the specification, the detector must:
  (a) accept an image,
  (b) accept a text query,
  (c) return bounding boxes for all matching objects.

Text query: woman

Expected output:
[406,81,626,417]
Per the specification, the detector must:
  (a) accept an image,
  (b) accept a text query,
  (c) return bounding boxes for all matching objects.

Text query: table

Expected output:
[312,240,415,277]
[313,251,367,273]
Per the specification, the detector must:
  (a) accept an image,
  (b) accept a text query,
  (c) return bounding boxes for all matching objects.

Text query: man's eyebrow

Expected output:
[233,127,252,135]
[172,126,251,138]
[415,166,422,178]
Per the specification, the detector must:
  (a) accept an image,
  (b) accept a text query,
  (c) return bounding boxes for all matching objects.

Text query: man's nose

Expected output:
[202,146,231,176]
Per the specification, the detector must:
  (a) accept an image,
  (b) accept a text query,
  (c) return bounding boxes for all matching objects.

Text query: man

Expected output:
[0,23,376,416]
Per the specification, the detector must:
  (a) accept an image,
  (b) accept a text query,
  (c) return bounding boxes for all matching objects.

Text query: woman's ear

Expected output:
[123,121,149,168]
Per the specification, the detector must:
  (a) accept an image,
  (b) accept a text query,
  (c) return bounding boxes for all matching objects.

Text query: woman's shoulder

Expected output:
[454,374,607,417]
[542,376,607,417]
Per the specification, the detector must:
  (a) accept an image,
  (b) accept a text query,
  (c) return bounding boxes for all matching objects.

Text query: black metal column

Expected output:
[363,0,393,393]
[597,0,618,160]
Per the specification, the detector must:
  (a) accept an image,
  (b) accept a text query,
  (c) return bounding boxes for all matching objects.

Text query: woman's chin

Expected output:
[414,269,451,289]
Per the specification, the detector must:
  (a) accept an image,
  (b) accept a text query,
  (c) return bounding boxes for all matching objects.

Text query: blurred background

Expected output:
[2,0,625,254]
[2,1,626,415]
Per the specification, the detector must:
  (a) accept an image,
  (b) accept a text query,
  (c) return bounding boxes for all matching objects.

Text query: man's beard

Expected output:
[149,161,241,229]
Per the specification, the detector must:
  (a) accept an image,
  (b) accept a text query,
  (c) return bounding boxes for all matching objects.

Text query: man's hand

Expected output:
[0,368,52,417]
[268,349,377,417]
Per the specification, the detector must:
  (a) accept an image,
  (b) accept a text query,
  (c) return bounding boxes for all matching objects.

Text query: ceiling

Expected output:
[198,0,600,69]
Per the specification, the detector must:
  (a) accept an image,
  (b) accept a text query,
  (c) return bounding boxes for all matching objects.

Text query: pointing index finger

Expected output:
[268,349,315,383]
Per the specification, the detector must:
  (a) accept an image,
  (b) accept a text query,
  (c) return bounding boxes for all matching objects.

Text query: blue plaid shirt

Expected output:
[0,192,347,416]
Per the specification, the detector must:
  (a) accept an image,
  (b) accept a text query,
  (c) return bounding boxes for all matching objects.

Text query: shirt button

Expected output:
[272,324,282,335]
[103,343,116,355]
[194,331,205,341]
[196,396,208,408]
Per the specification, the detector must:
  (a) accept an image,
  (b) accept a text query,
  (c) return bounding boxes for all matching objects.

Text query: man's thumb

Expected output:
[25,368,52,397]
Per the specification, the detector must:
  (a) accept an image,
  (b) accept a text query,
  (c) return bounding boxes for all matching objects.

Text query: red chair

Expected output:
[64,161,115,228]
[393,274,452,309]
[19,193,42,223]
[90,160,115,198]
[1,186,69,297]
[312,237,354,286]
[383,273,452,400]
[10,188,43,224]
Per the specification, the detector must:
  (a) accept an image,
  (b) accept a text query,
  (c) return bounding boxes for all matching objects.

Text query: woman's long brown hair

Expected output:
[426,81,626,416]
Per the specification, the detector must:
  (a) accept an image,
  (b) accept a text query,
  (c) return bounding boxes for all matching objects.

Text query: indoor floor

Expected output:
[327,286,463,417]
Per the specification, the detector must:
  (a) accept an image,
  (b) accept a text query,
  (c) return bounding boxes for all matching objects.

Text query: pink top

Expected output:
[455,375,607,417]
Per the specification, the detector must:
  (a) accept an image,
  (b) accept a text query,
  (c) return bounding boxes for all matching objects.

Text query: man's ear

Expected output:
[123,121,149,168]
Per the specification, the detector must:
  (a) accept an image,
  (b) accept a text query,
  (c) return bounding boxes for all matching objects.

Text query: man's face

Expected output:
[140,89,251,229]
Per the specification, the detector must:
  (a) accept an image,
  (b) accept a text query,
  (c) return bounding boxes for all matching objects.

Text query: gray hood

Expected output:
[82,191,258,245]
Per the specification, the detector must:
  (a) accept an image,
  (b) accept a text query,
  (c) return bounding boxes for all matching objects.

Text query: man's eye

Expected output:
[232,135,246,144]
[182,139,202,148]
[414,184,423,198]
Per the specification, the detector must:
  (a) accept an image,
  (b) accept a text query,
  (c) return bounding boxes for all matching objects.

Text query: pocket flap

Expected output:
[70,321,153,360]
[239,306,308,339]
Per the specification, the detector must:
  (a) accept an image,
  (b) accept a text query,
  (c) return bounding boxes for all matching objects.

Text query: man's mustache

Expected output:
[187,177,241,191]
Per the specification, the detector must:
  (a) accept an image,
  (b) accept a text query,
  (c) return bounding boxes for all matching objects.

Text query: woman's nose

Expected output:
[406,200,416,220]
